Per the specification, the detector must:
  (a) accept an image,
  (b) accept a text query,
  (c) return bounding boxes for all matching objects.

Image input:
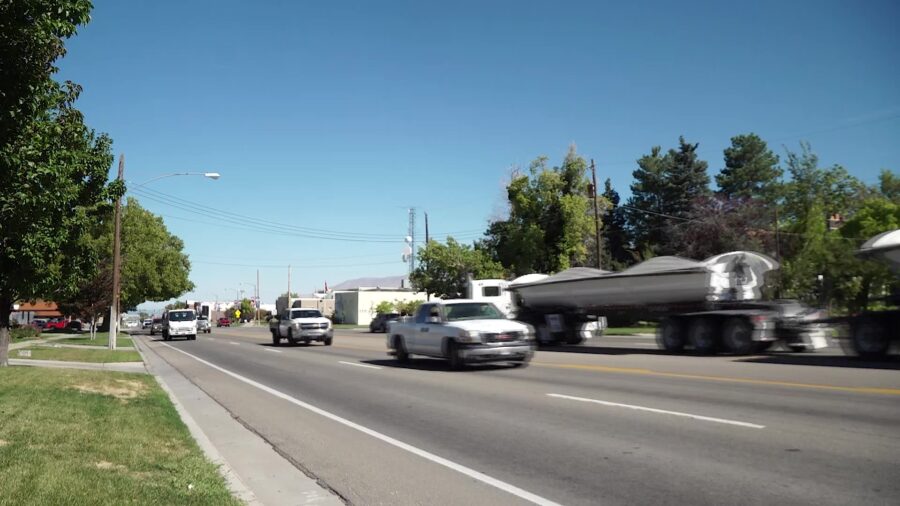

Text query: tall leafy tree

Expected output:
[484,146,593,275]
[665,136,711,219]
[876,169,900,204]
[781,142,867,224]
[0,0,116,366]
[58,198,195,320]
[411,238,505,299]
[668,195,772,259]
[599,178,633,268]
[716,133,781,203]
[839,198,900,310]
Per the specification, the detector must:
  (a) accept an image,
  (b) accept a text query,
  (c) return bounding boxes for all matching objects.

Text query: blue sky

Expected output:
[57,0,900,309]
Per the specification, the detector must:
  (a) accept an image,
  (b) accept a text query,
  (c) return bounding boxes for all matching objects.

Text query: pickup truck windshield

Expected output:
[291,309,322,319]
[168,311,195,322]
[444,303,505,321]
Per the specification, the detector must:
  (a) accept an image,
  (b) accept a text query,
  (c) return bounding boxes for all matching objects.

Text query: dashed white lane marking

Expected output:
[547,393,765,429]
[159,342,561,505]
[338,361,382,370]
[264,348,282,353]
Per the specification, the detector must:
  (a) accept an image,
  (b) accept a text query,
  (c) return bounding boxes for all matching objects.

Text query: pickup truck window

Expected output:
[290,309,322,319]
[445,303,505,321]
[414,305,433,324]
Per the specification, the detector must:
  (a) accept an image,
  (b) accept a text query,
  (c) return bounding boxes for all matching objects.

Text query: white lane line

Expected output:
[338,361,382,370]
[264,348,282,353]
[229,342,240,345]
[547,393,765,429]
[159,343,560,506]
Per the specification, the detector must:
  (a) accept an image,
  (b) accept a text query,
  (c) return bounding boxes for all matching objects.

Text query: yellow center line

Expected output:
[532,362,900,396]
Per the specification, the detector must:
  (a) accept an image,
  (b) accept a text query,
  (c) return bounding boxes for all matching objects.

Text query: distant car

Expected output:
[31,318,48,330]
[45,318,67,331]
[67,320,84,332]
[369,312,401,333]
[217,317,231,327]
[150,318,164,336]
[142,318,153,329]
[197,316,211,334]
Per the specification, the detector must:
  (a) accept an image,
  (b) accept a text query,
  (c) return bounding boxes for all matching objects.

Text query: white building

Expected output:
[334,288,425,325]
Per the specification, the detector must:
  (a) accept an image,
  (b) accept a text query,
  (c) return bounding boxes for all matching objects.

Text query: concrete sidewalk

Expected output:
[133,335,343,506]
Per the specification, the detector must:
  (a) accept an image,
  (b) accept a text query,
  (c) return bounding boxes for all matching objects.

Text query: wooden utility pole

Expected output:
[590,159,602,270]
[256,268,260,324]
[424,212,430,301]
[109,154,124,350]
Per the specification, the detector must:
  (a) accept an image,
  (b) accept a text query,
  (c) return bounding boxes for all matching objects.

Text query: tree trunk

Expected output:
[0,296,12,367]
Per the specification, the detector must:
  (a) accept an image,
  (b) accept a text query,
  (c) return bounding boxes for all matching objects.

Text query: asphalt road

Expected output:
[138,327,900,506]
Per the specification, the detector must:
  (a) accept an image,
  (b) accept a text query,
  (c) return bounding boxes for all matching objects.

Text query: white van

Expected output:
[163,309,197,341]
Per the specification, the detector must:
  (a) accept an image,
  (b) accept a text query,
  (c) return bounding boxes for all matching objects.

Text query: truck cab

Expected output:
[163,309,197,341]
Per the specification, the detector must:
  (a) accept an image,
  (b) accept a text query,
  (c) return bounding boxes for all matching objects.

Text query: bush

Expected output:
[11,326,41,340]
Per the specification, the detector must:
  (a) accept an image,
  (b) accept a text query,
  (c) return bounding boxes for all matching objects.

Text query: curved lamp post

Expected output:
[108,155,220,350]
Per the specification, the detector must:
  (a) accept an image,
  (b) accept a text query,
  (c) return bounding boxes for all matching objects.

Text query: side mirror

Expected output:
[427,316,440,324]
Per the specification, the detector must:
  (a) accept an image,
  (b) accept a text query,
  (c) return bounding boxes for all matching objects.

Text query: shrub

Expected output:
[11,326,41,340]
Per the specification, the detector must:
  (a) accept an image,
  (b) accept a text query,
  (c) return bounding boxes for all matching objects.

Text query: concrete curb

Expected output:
[8,358,147,373]
[131,336,260,506]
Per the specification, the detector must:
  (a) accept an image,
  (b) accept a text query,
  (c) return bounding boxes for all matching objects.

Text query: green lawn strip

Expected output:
[15,347,142,363]
[333,324,367,330]
[605,326,657,336]
[54,333,134,348]
[0,368,240,505]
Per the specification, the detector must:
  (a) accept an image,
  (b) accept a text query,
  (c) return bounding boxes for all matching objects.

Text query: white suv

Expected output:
[163,309,197,341]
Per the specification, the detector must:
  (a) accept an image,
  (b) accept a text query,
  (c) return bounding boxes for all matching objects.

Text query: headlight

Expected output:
[458,330,482,343]
[521,324,536,340]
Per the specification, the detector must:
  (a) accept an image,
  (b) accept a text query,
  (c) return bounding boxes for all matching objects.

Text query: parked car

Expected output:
[149,317,164,336]
[197,316,211,334]
[45,318,68,331]
[369,312,401,333]
[217,317,231,327]
[67,320,84,332]
[30,318,48,330]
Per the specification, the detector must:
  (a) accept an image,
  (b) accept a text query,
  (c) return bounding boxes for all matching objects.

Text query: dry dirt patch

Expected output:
[94,461,127,472]
[72,379,148,401]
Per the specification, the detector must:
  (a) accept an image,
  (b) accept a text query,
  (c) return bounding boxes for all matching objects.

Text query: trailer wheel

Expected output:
[658,318,685,352]
[722,317,754,355]
[688,318,719,355]
[851,317,889,358]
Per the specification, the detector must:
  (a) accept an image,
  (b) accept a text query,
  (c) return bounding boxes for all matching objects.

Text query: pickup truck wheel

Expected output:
[688,318,719,355]
[287,328,297,345]
[271,331,280,346]
[722,317,754,355]
[394,336,410,363]
[324,336,333,346]
[447,340,465,371]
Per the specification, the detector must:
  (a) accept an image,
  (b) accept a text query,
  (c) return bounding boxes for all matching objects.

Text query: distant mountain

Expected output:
[332,275,411,290]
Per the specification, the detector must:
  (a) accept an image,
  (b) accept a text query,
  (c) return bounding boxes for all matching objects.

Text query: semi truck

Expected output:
[836,229,900,358]
[470,250,828,355]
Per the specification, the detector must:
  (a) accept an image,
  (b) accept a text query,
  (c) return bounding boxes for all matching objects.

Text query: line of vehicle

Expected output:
[337,361,382,370]
[547,393,765,429]
[157,342,561,506]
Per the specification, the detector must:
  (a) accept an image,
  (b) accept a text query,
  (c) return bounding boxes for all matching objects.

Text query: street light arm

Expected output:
[132,172,221,189]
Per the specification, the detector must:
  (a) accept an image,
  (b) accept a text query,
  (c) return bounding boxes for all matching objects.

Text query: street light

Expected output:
[108,155,220,350]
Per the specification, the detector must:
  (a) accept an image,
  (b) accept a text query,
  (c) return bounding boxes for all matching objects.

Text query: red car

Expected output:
[45,318,68,331]
[217,317,231,327]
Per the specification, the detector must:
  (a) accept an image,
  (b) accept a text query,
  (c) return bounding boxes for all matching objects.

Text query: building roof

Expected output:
[332,275,410,290]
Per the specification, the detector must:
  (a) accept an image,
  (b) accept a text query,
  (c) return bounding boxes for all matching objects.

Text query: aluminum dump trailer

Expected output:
[838,229,900,358]
[506,251,828,354]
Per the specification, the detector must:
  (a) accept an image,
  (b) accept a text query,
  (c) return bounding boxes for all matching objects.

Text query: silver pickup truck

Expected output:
[387,300,535,370]
[269,308,334,346]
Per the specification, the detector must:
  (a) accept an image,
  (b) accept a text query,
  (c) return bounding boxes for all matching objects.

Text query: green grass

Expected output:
[54,333,133,349]
[333,324,367,329]
[15,347,142,363]
[605,326,657,336]
[0,367,240,505]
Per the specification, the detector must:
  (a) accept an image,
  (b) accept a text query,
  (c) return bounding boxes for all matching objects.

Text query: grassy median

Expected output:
[605,326,657,336]
[0,367,240,505]
[15,347,142,363]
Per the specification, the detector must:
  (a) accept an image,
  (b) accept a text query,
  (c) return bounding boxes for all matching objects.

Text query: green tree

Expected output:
[626,137,710,257]
[165,301,189,311]
[411,238,506,299]
[876,169,900,204]
[483,145,593,275]
[239,298,254,320]
[374,301,395,314]
[781,142,867,225]
[58,198,194,316]
[0,0,115,366]
[716,133,782,203]
[599,178,634,269]
[394,299,424,316]
[839,198,900,310]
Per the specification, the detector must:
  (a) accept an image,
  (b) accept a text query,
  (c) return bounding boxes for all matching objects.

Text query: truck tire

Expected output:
[565,332,585,345]
[658,318,685,352]
[287,328,297,345]
[722,317,754,355]
[447,340,465,371]
[271,330,280,346]
[688,318,718,355]
[393,336,410,364]
[851,317,889,358]
[163,331,170,341]
[324,336,333,346]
